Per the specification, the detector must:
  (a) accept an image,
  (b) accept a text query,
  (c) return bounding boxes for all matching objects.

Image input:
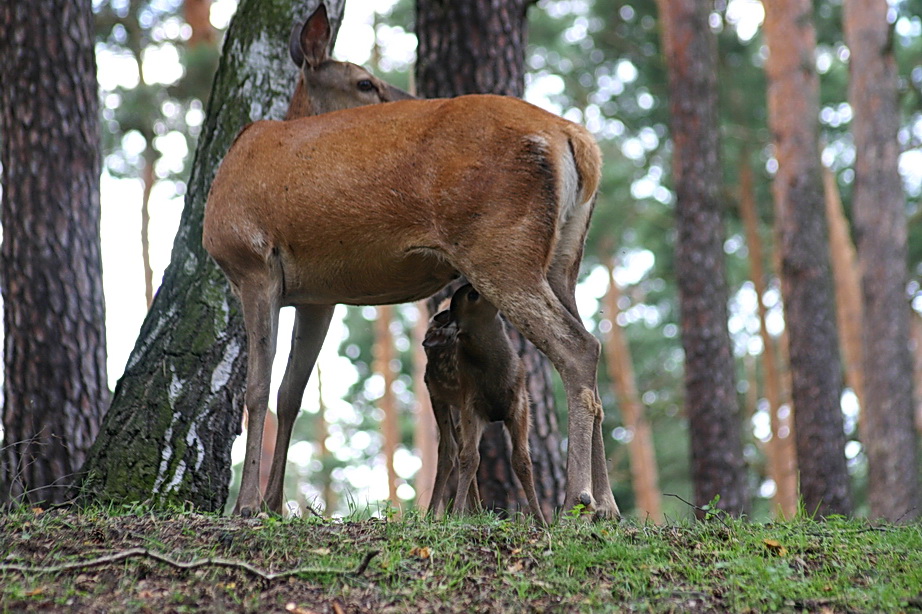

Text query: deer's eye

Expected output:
[357,79,375,92]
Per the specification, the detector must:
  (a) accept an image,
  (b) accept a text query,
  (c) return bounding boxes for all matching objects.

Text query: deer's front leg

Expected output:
[264,304,334,514]
[428,398,459,517]
[452,407,484,515]
[235,280,281,517]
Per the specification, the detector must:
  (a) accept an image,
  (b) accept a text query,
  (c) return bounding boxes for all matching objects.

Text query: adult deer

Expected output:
[203,2,620,520]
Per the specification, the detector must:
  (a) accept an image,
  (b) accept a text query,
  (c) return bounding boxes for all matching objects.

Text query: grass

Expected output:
[1,503,920,612]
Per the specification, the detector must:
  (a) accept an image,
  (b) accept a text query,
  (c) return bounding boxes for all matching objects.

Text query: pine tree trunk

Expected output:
[844,0,920,522]
[656,0,749,516]
[738,156,799,518]
[315,369,335,515]
[0,0,110,506]
[763,0,852,516]
[413,302,439,510]
[912,313,922,436]
[374,306,400,505]
[76,0,346,512]
[603,263,662,522]
[822,166,865,413]
[141,148,157,309]
[415,0,566,520]
[184,0,216,47]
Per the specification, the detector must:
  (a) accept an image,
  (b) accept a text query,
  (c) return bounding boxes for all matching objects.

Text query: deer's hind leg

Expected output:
[505,385,547,525]
[469,274,618,519]
[428,396,459,517]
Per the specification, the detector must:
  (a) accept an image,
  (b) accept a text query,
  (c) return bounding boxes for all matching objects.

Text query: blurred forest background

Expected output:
[2,0,921,522]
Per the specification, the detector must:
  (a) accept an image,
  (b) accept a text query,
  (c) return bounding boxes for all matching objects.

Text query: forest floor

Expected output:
[1,504,921,613]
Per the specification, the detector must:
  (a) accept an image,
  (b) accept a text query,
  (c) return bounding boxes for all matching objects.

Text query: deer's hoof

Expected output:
[592,504,622,522]
[235,503,259,518]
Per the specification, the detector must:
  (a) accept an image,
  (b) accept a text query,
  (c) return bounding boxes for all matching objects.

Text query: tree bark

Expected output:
[77,0,346,511]
[413,302,439,510]
[184,0,216,47]
[844,0,920,522]
[315,367,335,515]
[0,0,110,506]
[603,263,662,522]
[763,0,852,516]
[374,306,400,505]
[822,166,865,414]
[738,156,798,518]
[416,0,566,520]
[912,313,922,436]
[656,0,749,516]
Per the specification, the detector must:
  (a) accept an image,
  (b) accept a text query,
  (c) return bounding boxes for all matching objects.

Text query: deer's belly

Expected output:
[281,248,458,306]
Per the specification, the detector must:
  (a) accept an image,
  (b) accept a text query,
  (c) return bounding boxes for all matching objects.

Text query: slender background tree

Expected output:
[844,0,920,522]
[763,0,852,516]
[655,0,749,515]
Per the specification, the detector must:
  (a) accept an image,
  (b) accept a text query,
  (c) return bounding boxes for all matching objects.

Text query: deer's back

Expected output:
[203,94,596,305]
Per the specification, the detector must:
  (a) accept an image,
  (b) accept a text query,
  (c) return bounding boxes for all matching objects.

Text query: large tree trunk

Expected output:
[738,156,798,518]
[656,0,749,516]
[844,0,920,522]
[416,0,566,520]
[0,0,110,506]
[763,0,852,516]
[77,0,346,511]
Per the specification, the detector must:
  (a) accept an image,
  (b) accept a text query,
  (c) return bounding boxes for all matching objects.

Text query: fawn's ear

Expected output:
[433,310,451,326]
[298,3,332,70]
[423,311,456,348]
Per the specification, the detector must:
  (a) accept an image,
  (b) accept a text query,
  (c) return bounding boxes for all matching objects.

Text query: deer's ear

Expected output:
[433,310,452,326]
[423,311,456,348]
[289,21,304,67]
[299,3,331,70]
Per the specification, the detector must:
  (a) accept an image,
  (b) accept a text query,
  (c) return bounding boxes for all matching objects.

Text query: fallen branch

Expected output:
[663,493,731,528]
[0,547,380,581]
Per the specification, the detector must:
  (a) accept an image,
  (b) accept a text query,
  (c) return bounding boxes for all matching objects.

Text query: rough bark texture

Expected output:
[416,0,530,99]
[739,157,798,518]
[77,0,346,511]
[416,0,566,520]
[0,0,110,505]
[844,0,920,522]
[763,0,852,516]
[656,0,749,515]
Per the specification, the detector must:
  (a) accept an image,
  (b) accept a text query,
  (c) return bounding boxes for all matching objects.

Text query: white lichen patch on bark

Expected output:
[211,338,241,394]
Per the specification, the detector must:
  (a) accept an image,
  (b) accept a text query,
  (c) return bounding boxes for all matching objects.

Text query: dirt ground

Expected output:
[1,509,576,613]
